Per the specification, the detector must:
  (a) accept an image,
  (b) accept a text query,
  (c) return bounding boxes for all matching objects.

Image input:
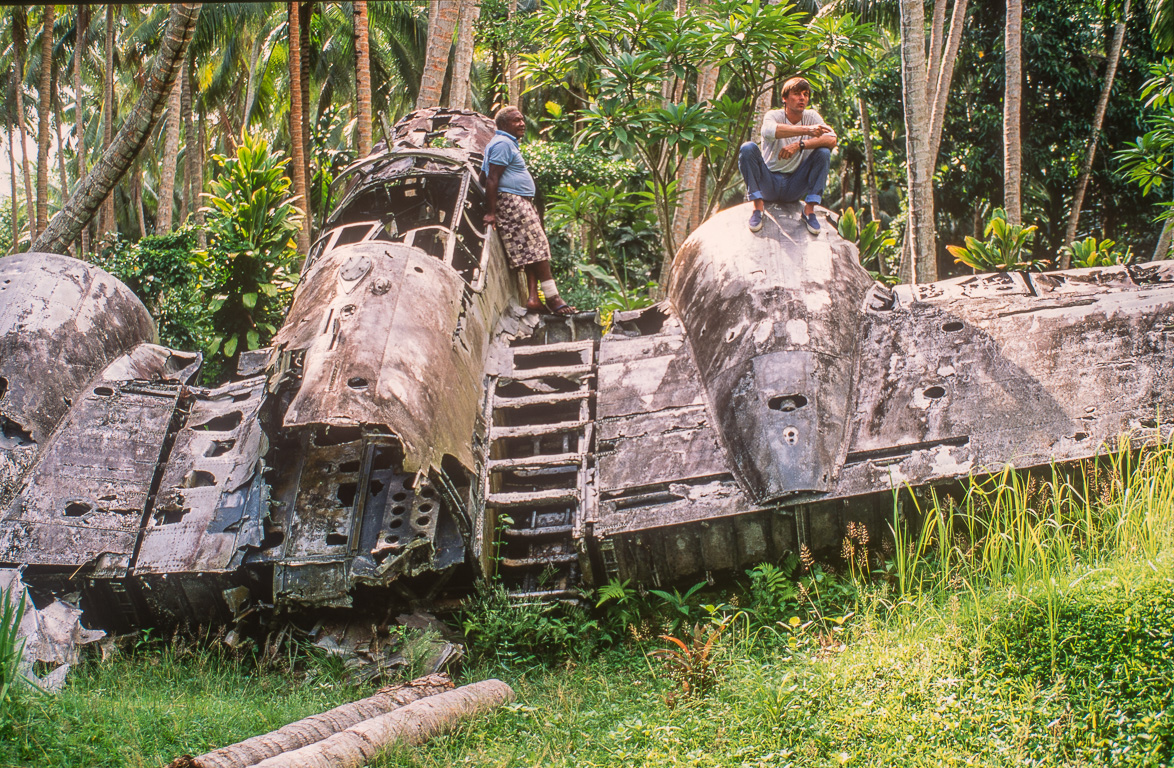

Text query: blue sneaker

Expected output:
[748,209,764,232]
[802,211,820,235]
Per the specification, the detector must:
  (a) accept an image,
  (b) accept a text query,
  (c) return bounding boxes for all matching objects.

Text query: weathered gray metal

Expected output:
[3,109,1174,634]
[0,253,158,511]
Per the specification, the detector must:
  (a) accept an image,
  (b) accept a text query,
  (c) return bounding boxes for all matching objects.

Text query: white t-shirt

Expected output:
[761,108,824,174]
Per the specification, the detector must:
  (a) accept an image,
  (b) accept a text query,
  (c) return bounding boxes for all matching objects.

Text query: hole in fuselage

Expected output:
[94,386,115,397]
[1073,432,1089,441]
[314,425,362,446]
[205,439,236,457]
[347,377,369,389]
[193,411,243,431]
[924,386,946,399]
[326,532,348,546]
[0,377,7,400]
[65,501,92,517]
[337,482,358,507]
[769,394,808,412]
[338,460,361,473]
[370,479,385,496]
[158,507,188,525]
[942,321,964,333]
[183,470,217,488]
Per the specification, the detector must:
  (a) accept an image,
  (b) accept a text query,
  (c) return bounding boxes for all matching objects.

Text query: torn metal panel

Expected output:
[135,376,268,574]
[0,367,187,572]
[668,203,874,502]
[264,427,466,608]
[0,253,157,508]
[0,569,104,690]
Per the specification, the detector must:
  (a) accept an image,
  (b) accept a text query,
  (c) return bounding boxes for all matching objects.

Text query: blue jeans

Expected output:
[738,142,831,205]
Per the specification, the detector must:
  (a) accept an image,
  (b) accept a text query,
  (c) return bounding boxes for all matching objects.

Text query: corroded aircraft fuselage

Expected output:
[2,108,1173,634]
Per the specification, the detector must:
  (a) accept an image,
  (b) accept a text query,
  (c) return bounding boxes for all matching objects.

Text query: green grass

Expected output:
[3,437,1174,767]
[0,638,369,768]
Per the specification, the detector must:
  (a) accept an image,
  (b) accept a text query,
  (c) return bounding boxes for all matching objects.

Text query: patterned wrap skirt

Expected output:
[495,192,551,269]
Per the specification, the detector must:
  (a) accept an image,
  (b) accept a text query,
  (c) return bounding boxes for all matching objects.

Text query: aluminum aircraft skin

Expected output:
[1,108,1172,632]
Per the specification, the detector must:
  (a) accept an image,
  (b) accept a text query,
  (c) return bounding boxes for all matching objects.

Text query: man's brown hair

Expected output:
[495,106,522,130]
[781,76,812,98]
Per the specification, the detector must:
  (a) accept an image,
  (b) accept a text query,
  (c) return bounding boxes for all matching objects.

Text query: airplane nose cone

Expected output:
[668,203,874,502]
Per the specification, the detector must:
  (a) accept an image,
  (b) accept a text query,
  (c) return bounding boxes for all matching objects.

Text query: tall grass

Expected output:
[887,433,1174,671]
[0,581,28,724]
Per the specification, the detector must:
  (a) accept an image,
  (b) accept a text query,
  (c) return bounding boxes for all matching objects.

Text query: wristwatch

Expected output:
[799,138,806,151]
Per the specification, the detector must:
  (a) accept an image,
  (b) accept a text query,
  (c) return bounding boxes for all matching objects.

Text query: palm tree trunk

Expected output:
[1060,0,1131,266]
[196,106,207,248]
[1004,0,1023,225]
[671,59,718,253]
[32,3,203,255]
[99,3,115,239]
[417,0,459,109]
[354,0,372,156]
[182,48,195,222]
[13,9,37,238]
[133,165,146,238]
[156,59,184,234]
[929,0,968,164]
[860,96,882,233]
[35,5,55,240]
[52,89,70,236]
[289,1,311,256]
[75,3,89,256]
[6,112,19,251]
[449,0,482,110]
[1154,216,1174,260]
[898,0,936,284]
[300,1,314,235]
[507,0,520,105]
[927,0,947,85]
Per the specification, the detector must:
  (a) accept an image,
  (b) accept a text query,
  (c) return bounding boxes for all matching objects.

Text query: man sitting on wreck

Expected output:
[738,76,838,235]
[482,106,576,316]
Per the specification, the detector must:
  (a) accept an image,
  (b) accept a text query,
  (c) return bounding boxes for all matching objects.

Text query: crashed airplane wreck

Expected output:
[2,108,1174,635]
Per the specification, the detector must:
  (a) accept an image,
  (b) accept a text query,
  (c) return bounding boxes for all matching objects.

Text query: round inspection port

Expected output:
[924,386,947,399]
[942,321,964,333]
[347,377,369,389]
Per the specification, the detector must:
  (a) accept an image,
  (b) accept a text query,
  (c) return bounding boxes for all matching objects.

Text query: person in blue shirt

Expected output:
[482,107,576,315]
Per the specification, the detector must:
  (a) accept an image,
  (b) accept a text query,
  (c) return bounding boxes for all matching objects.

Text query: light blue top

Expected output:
[482,131,536,197]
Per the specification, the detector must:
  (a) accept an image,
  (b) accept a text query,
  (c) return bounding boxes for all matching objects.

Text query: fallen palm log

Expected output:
[249,678,514,768]
[166,673,454,768]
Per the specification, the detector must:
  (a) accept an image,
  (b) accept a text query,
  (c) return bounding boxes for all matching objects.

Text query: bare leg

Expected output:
[523,263,542,310]
[525,260,575,315]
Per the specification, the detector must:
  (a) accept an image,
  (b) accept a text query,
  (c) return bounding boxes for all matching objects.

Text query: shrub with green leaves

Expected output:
[982,562,1174,764]
[837,207,897,284]
[92,226,211,353]
[947,208,1047,272]
[1062,235,1135,268]
[201,131,303,379]
[459,582,600,666]
[522,142,641,194]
